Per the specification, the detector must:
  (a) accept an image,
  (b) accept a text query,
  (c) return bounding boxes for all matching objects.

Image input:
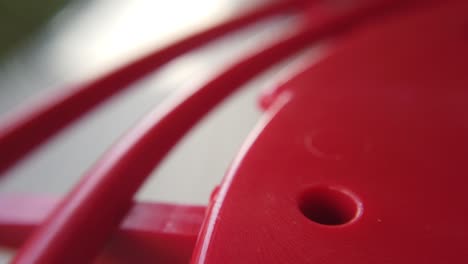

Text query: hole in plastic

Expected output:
[298,186,361,226]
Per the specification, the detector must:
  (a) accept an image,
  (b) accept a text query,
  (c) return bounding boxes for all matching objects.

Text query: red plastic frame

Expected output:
[2,0,467,263]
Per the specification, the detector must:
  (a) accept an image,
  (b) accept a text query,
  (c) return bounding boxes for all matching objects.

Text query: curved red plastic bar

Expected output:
[13,1,402,263]
[0,0,308,176]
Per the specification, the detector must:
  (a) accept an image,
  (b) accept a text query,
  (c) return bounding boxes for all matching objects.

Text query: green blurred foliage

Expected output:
[0,0,68,59]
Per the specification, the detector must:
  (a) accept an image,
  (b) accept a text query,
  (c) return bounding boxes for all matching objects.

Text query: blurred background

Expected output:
[0,0,320,261]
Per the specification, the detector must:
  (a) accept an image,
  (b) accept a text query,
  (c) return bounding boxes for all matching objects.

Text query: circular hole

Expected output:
[298,186,361,226]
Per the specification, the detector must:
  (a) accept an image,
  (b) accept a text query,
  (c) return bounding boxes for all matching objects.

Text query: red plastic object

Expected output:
[0,195,205,263]
[2,0,468,263]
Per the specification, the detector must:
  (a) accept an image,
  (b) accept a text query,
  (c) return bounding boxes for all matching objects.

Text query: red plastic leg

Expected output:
[0,194,205,263]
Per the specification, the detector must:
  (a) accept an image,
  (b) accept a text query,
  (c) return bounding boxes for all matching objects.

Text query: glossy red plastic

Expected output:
[1,0,468,263]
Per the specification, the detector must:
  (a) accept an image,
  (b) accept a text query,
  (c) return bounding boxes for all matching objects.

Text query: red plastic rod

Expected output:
[0,194,205,263]
[0,0,308,176]
[12,1,405,263]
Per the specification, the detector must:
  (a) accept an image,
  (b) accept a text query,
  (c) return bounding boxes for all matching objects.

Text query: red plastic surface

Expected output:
[193,0,468,263]
[1,0,468,263]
